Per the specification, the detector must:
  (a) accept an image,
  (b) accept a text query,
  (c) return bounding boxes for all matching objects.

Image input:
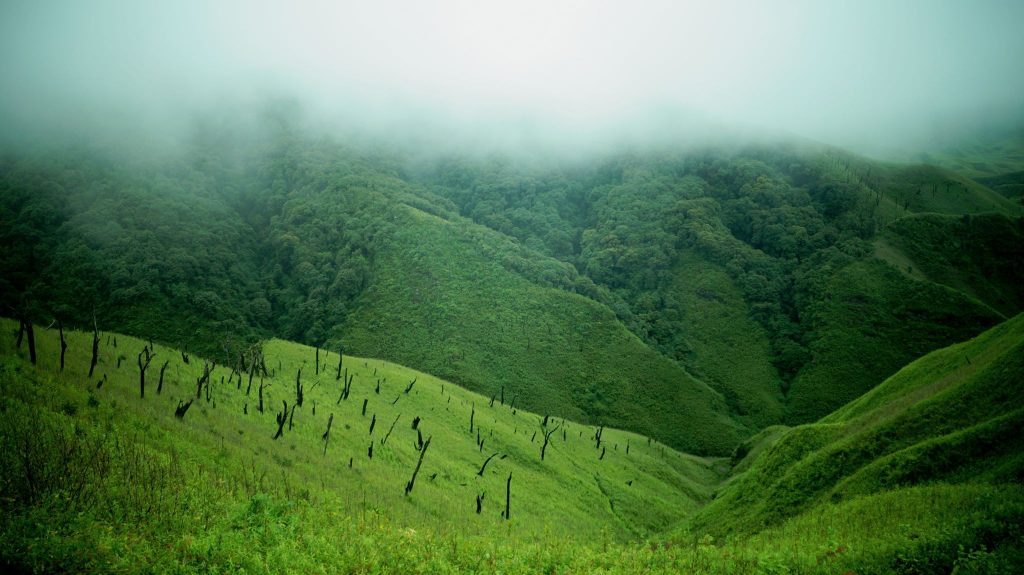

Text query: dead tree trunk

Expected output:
[157,360,169,394]
[381,414,400,445]
[369,413,376,435]
[541,425,560,461]
[174,399,193,419]
[295,368,303,406]
[502,472,512,520]
[258,378,265,413]
[469,403,475,433]
[404,378,416,394]
[138,349,153,398]
[57,320,67,372]
[322,414,334,456]
[361,398,367,416]
[336,347,343,380]
[287,403,296,431]
[88,315,100,378]
[477,452,498,476]
[315,346,320,375]
[25,318,36,365]
[273,401,288,439]
[476,492,485,514]
[404,435,431,495]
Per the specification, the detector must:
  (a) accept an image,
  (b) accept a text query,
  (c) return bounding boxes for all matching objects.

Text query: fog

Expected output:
[2,0,1022,157]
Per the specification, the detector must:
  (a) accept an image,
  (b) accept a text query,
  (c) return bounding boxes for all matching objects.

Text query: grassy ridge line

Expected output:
[687,313,1024,538]
[0,316,716,542]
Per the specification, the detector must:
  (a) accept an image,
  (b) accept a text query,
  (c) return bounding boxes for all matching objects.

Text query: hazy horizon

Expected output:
[2,0,1022,157]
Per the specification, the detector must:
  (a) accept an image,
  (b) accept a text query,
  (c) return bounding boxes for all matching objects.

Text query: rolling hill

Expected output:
[2,128,1023,454]
[1,313,1021,573]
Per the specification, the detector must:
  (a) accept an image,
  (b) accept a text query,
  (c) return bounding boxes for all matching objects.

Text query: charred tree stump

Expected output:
[469,403,475,433]
[273,401,288,439]
[476,492,485,514]
[295,368,304,407]
[381,414,400,445]
[137,349,154,398]
[322,413,334,455]
[336,347,344,380]
[369,413,376,435]
[57,320,67,372]
[477,452,498,476]
[412,416,421,430]
[502,472,512,520]
[258,378,265,413]
[25,319,36,365]
[175,399,193,419]
[88,315,100,378]
[315,346,320,375]
[288,403,296,430]
[540,425,560,461]
[361,398,368,416]
[404,378,417,394]
[404,435,432,496]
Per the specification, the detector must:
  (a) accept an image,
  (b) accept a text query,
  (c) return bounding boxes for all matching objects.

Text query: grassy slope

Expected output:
[879,213,1024,316]
[976,170,1024,200]
[341,203,744,455]
[785,257,1004,423]
[665,253,784,429]
[0,317,721,543]
[4,316,1023,573]
[687,314,1024,540]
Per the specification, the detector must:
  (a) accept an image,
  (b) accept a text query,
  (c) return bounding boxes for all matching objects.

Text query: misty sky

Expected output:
[2,0,1022,155]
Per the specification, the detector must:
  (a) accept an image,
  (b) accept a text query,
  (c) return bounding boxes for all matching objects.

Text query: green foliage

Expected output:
[688,315,1024,539]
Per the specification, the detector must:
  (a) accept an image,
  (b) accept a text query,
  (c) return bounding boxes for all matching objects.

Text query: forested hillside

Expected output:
[2,124,1022,451]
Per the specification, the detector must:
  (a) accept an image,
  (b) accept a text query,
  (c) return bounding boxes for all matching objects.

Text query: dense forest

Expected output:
[2,117,1022,452]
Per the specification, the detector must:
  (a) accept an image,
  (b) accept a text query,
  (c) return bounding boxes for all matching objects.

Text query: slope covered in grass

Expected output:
[0,317,718,548]
[3,316,1023,574]
[687,314,1024,540]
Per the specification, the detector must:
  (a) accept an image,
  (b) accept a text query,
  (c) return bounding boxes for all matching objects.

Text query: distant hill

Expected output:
[3,126,1022,451]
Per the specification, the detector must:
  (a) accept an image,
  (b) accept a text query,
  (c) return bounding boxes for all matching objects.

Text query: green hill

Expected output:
[2,314,1022,573]
[3,130,1023,452]
[0,316,724,571]
[678,313,1024,572]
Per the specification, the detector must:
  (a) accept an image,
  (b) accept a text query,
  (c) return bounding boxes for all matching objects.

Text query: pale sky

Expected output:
[2,0,1022,154]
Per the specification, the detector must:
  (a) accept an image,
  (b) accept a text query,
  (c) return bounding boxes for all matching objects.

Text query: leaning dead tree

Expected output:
[404,435,431,495]
[174,399,193,419]
[157,360,169,394]
[322,414,334,455]
[196,361,212,399]
[477,452,499,477]
[273,400,288,440]
[381,414,401,445]
[404,378,417,394]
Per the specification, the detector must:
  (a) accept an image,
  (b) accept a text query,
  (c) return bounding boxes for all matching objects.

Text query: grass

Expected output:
[2,316,1022,573]
[785,257,1003,423]
[341,203,745,455]
[688,314,1024,539]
